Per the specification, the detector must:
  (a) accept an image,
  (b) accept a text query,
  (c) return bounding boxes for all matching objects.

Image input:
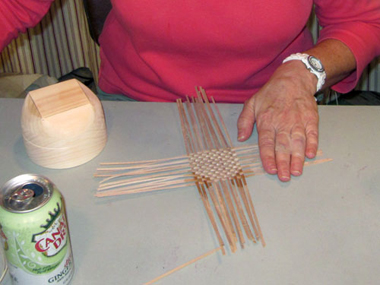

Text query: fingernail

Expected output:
[280,175,290,181]
[237,134,245,141]
[292,170,301,176]
[306,152,316,158]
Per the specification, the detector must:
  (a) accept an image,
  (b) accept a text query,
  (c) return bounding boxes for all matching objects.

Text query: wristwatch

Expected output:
[282,53,326,92]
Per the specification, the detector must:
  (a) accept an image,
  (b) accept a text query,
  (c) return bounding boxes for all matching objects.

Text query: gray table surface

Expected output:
[0,98,379,285]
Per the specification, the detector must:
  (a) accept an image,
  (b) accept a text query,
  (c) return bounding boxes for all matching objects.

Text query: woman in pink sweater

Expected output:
[1,0,380,181]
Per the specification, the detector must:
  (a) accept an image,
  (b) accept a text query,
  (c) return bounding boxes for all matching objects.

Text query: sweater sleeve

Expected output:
[314,0,380,93]
[0,0,54,52]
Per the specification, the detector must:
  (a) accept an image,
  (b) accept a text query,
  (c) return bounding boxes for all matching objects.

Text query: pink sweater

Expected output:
[1,0,380,102]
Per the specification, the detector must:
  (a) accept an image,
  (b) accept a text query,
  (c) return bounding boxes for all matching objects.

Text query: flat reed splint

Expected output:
[94,87,332,254]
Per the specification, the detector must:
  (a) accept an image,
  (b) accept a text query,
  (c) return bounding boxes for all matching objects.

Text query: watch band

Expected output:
[282,53,326,92]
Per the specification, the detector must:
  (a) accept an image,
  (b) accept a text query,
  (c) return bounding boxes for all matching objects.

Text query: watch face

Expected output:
[308,56,325,72]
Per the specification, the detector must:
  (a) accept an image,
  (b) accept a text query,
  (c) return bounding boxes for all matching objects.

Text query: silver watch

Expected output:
[282,53,326,92]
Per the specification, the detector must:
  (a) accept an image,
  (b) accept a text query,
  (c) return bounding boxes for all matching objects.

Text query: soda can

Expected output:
[0,174,74,285]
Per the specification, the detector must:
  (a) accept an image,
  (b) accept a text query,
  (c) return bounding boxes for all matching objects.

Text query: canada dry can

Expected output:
[0,174,74,285]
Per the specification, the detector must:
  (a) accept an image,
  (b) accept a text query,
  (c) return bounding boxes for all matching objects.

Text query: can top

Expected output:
[0,174,53,213]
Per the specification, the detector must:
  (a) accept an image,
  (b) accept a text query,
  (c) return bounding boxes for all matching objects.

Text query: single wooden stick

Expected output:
[95,182,196,197]
[233,145,260,152]
[144,246,223,285]
[244,170,266,178]
[304,158,333,166]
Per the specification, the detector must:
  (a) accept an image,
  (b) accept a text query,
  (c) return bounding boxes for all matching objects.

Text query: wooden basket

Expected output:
[21,79,107,169]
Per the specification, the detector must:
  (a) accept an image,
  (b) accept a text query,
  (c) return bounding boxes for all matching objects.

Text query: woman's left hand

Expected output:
[237,61,319,182]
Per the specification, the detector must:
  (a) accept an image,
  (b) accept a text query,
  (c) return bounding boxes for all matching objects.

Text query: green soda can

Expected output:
[0,174,74,284]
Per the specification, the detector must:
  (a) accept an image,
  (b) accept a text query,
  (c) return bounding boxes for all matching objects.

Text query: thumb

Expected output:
[237,98,256,142]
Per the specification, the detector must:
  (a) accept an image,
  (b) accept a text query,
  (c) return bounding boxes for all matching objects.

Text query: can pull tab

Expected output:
[9,188,35,209]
